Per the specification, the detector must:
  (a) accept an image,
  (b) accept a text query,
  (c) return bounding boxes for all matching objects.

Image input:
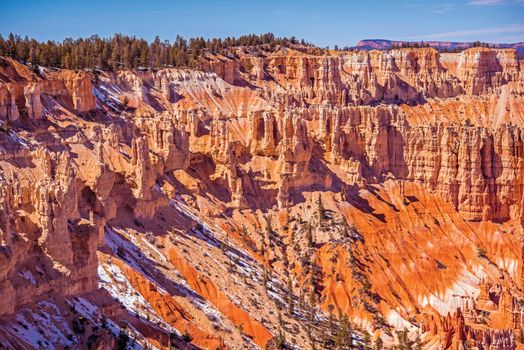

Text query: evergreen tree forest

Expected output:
[0,32,310,70]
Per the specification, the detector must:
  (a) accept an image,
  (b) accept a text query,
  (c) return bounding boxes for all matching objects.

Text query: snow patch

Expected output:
[418,269,480,315]
[98,262,172,331]
[19,270,36,285]
[387,309,416,330]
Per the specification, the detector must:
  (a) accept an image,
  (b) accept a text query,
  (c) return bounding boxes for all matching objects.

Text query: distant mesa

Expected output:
[356,38,524,55]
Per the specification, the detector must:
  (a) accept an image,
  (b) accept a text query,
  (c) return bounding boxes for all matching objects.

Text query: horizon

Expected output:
[1,0,523,47]
[1,32,524,47]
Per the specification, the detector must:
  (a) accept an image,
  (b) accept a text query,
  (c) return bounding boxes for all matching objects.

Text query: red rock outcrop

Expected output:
[0,58,96,122]
[46,70,96,112]
[456,48,521,95]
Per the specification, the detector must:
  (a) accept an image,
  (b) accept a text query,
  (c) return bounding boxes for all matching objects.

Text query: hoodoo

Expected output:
[1,11,524,350]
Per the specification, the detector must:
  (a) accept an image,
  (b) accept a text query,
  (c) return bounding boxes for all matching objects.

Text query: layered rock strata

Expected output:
[0,46,522,349]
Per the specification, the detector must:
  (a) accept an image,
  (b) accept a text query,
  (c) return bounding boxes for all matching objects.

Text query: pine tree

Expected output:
[6,33,16,57]
[286,276,294,315]
[306,223,314,248]
[373,336,384,350]
[262,267,269,291]
[317,194,325,224]
[265,216,272,243]
[363,331,371,348]
[396,328,414,350]
[275,327,286,350]
[414,334,423,350]
[334,314,352,349]
[0,35,5,57]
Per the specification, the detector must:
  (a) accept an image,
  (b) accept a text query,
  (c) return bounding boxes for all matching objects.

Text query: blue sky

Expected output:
[1,0,523,46]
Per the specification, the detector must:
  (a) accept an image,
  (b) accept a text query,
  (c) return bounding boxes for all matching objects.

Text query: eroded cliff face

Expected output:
[0,46,523,350]
[0,60,96,121]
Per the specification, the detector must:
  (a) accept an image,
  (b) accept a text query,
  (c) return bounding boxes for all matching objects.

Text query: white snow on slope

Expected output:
[19,270,36,285]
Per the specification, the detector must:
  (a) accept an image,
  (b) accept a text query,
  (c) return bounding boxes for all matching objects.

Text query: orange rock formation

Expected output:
[0,46,523,349]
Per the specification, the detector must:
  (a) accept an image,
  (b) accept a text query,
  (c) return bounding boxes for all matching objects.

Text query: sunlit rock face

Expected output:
[0,46,523,350]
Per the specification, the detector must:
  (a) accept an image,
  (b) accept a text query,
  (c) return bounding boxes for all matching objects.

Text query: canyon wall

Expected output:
[0,46,523,349]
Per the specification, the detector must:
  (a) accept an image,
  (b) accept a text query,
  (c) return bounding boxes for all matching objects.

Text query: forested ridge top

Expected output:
[0,32,318,71]
[4,32,521,73]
